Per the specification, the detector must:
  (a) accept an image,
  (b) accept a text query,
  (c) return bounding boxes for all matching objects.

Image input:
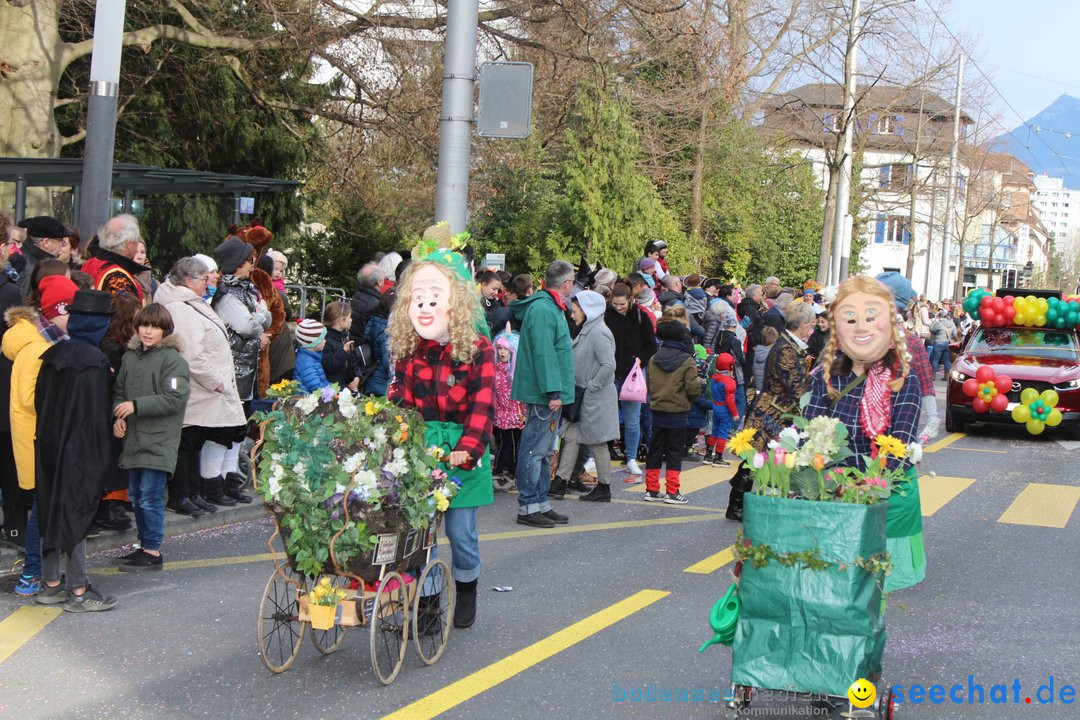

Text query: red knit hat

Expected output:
[39,275,78,320]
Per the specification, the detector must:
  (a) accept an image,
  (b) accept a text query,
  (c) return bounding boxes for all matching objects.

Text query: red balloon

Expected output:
[973,397,990,414]
[990,394,1009,413]
[980,295,994,308]
[962,378,979,397]
[994,313,1006,326]
[1003,295,1015,304]
[1003,306,1016,322]
[979,307,993,322]
[975,366,996,383]
[994,375,1012,394]
[992,297,1005,311]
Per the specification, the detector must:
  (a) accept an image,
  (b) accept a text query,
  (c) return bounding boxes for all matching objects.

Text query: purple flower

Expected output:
[330,509,340,521]
[449,475,463,488]
[320,386,337,404]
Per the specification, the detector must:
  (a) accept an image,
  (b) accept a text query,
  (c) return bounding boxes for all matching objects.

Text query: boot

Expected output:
[725,485,745,522]
[224,472,253,504]
[416,593,443,637]
[701,448,715,466]
[190,495,217,513]
[608,440,625,463]
[203,476,237,506]
[453,580,477,629]
[566,475,590,493]
[548,476,567,500]
[579,483,611,502]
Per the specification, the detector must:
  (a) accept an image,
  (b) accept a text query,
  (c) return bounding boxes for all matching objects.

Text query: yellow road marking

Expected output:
[95,515,725,576]
[610,498,725,513]
[940,446,1007,454]
[684,545,735,574]
[919,476,976,516]
[0,606,63,665]
[925,432,965,453]
[624,463,736,494]
[998,483,1080,528]
[380,589,670,720]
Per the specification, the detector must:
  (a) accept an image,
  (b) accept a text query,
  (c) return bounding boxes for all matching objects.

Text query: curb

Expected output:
[86,502,271,555]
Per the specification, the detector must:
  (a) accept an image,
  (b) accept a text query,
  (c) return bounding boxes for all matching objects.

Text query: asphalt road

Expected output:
[2,388,1079,720]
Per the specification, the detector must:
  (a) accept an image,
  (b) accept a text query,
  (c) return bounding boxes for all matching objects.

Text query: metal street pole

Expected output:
[434,0,479,234]
[831,0,861,284]
[78,0,127,248]
[939,52,964,301]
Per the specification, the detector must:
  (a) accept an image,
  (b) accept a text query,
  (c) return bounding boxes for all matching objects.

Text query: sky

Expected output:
[946,0,1080,128]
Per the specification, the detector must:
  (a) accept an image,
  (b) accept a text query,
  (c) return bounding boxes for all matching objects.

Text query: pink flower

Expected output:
[773,448,786,464]
[752,452,766,469]
[863,476,887,489]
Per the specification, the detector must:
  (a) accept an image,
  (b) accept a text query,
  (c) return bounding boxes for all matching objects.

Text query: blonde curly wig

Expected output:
[821,275,910,400]
[388,260,486,365]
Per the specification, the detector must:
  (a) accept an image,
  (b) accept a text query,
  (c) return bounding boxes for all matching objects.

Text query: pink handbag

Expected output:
[619,358,648,403]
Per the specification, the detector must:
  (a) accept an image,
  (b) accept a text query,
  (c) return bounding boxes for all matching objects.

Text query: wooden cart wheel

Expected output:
[310,575,349,655]
[411,558,455,665]
[368,571,409,685]
[257,566,307,673]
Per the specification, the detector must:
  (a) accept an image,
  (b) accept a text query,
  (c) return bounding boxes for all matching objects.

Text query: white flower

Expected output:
[373,426,387,445]
[338,386,353,402]
[778,427,801,451]
[342,451,367,474]
[340,402,358,419]
[906,442,923,464]
[384,452,409,477]
[296,393,319,414]
[268,474,282,498]
[355,469,378,492]
[293,461,306,476]
[335,482,348,495]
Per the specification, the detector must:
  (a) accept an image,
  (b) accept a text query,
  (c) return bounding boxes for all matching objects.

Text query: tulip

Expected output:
[784,453,796,469]
[812,454,826,471]
[752,452,766,469]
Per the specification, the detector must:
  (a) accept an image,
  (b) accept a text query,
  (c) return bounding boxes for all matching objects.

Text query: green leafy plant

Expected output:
[255,383,459,577]
[734,530,893,578]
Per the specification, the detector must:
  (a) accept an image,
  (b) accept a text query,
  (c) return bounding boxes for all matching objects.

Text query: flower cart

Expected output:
[253,384,461,684]
[706,422,908,719]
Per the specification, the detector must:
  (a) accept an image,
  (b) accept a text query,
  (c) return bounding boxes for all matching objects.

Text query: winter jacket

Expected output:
[688,390,712,430]
[762,305,786,333]
[562,309,619,446]
[16,241,58,298]
[483,296,513,336]
[364,315,391,396]
[154,280,246,428]
[81,237,151,301]
[604,303,657,386]
[510,290,575,405]
[322,326,356,388]
[701,309,722,352]
[114,334,191,473]
[737,296,765,348]
[349,285,382,344]
[494,361,525,429]
[647,342,702,417]
[753,344,773,392]
[251,267,285,398]
[807,327,829,362]
[295,347,331,393]
[930,317,955,344]
[0,268,24,435]
[212,275,271,401]
[2,307,54,489]
[714,330,746,385]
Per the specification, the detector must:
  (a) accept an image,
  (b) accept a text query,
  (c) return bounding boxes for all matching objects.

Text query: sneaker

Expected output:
[643,490,664,502]
[516,512,555,528]
[64,585,118,613]
[112,548,143,565]
[541,509,569,525]
[35,582,71,605]
[84,524,105,539]
[625,459,643,476]
[118,550,163,572]
[664,492,688,505]
[623,473,644,485]
[14,575,41,597]
[714,456,731,467]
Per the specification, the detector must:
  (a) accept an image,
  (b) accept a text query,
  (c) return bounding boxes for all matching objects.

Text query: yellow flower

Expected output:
[874,434,907,459]
[784,453,796,469]
[729,428,757,456]
[364,401,377,416]
[270,379,291,391]
[434,490,449,512]
[428,446,446,460]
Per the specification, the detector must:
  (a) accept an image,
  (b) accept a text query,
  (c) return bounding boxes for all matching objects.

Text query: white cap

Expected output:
[193,253,218,273]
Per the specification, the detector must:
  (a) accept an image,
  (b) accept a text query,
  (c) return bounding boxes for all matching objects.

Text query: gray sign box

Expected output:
[477,62,533,139]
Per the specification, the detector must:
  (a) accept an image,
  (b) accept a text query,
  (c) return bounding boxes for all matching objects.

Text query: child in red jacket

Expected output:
[706,353,740,466]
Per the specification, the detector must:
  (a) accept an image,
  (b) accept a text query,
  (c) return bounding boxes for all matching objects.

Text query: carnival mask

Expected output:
[833,291,893,366]
[408,264,452,342]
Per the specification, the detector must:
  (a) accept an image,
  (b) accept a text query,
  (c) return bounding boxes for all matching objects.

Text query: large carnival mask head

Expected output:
[832,276,895,367]
[407,263,452,342]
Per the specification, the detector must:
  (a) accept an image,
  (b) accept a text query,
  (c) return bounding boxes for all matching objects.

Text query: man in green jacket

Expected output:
[511,260,575,528]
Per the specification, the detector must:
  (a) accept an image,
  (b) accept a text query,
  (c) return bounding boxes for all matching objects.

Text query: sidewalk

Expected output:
[86,500,270,555]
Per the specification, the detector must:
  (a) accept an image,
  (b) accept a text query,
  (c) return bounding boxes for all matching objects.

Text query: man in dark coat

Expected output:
[15,215,69,297]
[349,262,384,344]
[33,290,118,612]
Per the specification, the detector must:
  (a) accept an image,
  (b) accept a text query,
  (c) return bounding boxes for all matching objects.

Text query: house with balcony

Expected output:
[761,83,974,299]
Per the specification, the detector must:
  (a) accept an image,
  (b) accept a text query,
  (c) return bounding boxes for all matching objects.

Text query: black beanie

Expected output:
[215,236,255,275]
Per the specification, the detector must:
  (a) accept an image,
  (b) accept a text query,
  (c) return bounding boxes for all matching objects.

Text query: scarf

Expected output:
[859,363,893,447]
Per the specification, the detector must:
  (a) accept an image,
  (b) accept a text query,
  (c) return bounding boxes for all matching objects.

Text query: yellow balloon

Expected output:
[1035,316,1047,327]
[1012,404,1031,423]
[1014,314,1027,325]
[1046,409,1063,427]
[1020,388,1039,405]
[1026,295,1038,304]
[1026,419,1046,435]
[1040,389,1059,407]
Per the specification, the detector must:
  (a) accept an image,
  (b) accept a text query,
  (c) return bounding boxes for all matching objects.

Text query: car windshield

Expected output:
[969,328,1079,359]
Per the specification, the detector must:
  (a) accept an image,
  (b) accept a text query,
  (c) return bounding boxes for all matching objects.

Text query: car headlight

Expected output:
[1054,379,1080,390]
[950,370,969,382]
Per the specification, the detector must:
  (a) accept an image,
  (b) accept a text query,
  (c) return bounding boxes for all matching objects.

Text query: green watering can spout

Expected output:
[699,583,741,653]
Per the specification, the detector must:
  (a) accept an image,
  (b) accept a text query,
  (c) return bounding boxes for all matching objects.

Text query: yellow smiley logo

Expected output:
[847,678,877,708]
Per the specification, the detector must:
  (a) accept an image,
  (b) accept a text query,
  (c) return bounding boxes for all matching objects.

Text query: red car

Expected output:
[946,325,1080,435]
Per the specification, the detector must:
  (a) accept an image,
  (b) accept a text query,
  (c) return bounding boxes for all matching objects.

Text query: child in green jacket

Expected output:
[112,304,190,571]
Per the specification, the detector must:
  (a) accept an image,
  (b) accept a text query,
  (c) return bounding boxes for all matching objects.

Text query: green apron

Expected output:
[425,420,494,509]
[885,465,922,539]
[884,465,925,591]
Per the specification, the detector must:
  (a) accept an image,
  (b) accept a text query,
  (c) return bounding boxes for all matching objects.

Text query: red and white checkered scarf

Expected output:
[859,363,893,444]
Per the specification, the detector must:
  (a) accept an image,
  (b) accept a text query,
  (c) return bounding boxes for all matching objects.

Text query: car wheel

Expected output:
[945,407,964,433]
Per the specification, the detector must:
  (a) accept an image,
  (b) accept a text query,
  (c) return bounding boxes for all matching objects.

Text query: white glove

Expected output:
[920,395,940,440]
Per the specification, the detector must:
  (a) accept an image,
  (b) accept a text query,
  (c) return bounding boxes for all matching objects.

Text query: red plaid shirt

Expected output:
[388,336,496,468]
[904,334,936,397]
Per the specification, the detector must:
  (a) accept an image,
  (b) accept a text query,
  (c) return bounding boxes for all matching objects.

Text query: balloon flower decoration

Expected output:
[1010,388,1063,435]
[961,366,1012,414]
[963,289,1080,330]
